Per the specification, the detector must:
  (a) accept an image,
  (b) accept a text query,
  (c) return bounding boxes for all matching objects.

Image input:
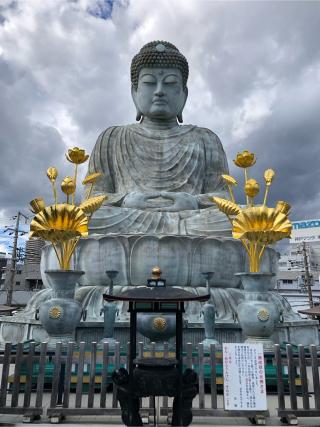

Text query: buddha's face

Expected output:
[132,67,188,121]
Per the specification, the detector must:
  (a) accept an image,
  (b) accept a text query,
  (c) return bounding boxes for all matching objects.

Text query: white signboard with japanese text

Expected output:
[223,343,267,411]
[290,219,320,244]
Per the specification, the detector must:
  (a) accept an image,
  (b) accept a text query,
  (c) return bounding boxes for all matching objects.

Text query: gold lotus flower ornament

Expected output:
[233,150,256,168]
[30,204,88,269]
[245,178,260,204]
[82,172,102,199]
[66,147,89,164]
[222,174,238,203]
[47,167,58,204]
[61,176,76,203]
[30,198,46,214]
[275,201,291,215]
[233,206,291,271]
[212,197,241,216]
[66,147,89,204]
[233,150,257,204]
[79,194,107,216]
[213,150,291,272]
[30,145,106,270]
[222,174,237,186]
[264,169,275,185]
[82,173,102,185]
[233,207,291,242]
[47,167,58,181]
[263,169,275,205]
[30,204,88,242]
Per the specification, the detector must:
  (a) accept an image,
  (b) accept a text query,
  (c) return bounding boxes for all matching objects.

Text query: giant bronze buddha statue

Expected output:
[32,41,298,337]
[88,41,230,237]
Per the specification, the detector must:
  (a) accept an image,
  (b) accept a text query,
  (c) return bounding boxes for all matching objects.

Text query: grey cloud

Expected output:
[0,0,319,226]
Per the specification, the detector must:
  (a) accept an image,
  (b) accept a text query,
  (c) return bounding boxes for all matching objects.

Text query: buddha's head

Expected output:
[131,41,189,123]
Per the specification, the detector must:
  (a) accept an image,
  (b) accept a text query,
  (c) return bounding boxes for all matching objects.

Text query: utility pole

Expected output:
[4,212,28,306]
[301,241,313,308]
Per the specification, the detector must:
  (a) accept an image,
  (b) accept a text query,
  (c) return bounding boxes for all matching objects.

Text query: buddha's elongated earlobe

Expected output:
[136,110,142,121]
[177,87,187,123]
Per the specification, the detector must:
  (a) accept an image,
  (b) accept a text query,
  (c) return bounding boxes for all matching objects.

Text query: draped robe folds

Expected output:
[87,123,232,236]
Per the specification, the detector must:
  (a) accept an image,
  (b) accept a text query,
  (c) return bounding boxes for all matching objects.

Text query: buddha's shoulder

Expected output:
[97,125,126,138]
[190,126,221,141]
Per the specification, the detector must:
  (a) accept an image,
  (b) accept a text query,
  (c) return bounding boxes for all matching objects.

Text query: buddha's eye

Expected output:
[163,76,179,85]
[140,75,156,85]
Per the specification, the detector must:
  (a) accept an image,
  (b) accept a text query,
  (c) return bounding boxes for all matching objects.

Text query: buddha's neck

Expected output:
[140,116,179,131]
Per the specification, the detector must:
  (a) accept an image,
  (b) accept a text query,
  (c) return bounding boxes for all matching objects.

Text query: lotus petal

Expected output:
[79,195,107,214]
[82,173,102,185]
[222,174,238,186]
[232,206,291,243]
[275,200,291,215]
[212,197,241,216]
[30,198,46,214]
[30,204,88,243]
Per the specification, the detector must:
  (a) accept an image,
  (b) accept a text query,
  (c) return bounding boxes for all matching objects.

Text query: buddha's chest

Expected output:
[113,137,205,192]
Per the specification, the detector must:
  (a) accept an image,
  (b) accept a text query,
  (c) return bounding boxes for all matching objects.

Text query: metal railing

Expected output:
[0,341,319,424]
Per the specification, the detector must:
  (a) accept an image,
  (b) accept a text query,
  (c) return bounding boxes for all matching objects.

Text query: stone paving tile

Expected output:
[1,417,320,427]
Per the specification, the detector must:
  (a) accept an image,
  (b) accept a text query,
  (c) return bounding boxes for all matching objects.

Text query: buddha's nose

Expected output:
[154,82,165,97]
[154,89,165,97]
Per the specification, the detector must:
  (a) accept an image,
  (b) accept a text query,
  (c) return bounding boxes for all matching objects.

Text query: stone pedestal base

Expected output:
[0,317,318,348]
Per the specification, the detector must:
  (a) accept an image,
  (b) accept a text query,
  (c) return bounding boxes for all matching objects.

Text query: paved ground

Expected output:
[0,391,319,426]
[3,391,318,427]
[0,419,320,427]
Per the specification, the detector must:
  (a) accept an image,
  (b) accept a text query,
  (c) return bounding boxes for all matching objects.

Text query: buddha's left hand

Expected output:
[156,192,198,212]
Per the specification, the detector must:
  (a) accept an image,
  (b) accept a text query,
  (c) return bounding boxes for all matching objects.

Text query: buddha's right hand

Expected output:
[122,191,162,210]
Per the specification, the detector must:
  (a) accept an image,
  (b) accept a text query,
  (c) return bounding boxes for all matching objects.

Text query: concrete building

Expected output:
[23,238,45,290]
[0,238,45,305]
[277,219,320,313]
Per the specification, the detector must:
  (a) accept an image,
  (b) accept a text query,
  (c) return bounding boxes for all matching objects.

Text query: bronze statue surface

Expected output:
[86,41,231,236]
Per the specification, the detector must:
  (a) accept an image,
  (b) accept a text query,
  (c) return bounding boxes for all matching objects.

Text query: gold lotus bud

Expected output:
[264,169,275,185]
[61,176,76,195]
[222,174,238,186]
[245,179,260,198]
[233,150,256,168]
[82,172,102,185]
[47,167,58,182]
[30,197,46,214]
[275,201,291,215]
[66,147,89,164]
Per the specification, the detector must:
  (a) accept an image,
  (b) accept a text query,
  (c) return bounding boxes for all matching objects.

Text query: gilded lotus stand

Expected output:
[213,150,291,348]
[29,148,107,347]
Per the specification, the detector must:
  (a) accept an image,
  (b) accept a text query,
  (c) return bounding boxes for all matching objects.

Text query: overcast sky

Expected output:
[0,0,319,253]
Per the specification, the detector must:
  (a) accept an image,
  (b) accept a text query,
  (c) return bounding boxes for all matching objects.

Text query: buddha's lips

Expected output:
[152,99,168,105]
